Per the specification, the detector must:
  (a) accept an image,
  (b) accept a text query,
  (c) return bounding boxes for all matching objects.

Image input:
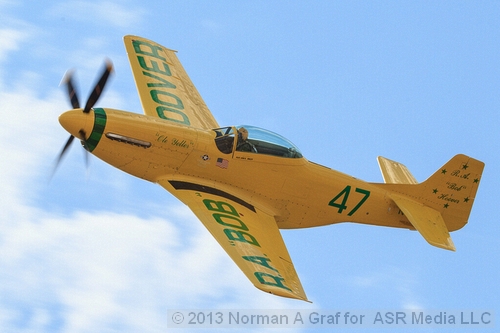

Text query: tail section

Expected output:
[378,154,484,250]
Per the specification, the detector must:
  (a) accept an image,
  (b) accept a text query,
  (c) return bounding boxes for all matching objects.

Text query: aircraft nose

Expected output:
[59,109,94,139]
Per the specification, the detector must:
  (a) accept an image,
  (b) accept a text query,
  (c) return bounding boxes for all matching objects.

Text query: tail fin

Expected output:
[378,154,484,250]
[419,154,484,232]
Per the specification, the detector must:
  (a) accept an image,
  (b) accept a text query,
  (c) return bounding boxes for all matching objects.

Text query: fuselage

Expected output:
[59,108,413,231]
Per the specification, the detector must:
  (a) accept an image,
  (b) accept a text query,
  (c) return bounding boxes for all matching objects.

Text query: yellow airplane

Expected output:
[56,35,484,302]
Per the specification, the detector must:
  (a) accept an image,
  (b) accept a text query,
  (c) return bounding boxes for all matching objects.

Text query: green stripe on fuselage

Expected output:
[86,108,107,152]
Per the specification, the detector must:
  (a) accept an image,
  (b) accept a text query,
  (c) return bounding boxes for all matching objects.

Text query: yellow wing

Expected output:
[123,35,219,129]
[158,179,309,302]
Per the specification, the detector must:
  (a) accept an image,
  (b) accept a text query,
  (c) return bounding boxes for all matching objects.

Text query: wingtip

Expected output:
[430,237,456,252]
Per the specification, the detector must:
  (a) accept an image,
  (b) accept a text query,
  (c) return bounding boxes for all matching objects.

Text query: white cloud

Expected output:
[0,86,61,219]
[0,28,27,62]
[1,209,203,331]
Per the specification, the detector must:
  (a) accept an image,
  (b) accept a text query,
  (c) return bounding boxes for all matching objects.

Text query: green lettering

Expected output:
[203,199,239,217]
[254,272,291,291]
[213,213,248,231]
[143,71,175,89]
[151,90,184,109]
[138,56,172,76]
[223,229,260,247]
[347,188,370,216]
[242,256,278,272]
[328,185,371,216]
[328,185,351,213]
[132,40,166,61]
[156,107,190,125]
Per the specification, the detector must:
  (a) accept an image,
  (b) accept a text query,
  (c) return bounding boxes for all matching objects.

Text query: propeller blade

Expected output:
[57,134,75,164]
[79,129,90,168]
[78,129,89,168]
[63,70,81,109]
[83,60,113,113]
[50,134,75,179]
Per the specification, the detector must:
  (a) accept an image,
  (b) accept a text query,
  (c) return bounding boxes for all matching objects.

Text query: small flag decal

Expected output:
[216,158,229,169]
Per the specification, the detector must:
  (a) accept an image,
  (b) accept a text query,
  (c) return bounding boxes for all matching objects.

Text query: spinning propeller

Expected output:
[52,60,113,175]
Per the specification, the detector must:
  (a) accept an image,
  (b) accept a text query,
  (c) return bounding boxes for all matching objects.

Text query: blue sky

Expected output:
[1,1,498,332]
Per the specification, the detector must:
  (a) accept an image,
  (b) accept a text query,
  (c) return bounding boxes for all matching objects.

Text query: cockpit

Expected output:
[213,125,303,158]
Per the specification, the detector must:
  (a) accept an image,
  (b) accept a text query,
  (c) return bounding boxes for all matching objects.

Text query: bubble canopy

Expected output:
[213,125,303,158]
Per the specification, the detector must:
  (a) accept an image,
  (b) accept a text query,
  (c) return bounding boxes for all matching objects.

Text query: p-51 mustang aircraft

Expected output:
[56,35,484,302]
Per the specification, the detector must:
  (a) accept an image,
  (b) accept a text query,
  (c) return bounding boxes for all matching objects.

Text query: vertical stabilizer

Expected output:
[418,154,484,232]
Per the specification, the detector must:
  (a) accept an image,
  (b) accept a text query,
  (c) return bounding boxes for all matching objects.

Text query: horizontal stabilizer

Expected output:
[390,193,455,251]
[378,156,418,184]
